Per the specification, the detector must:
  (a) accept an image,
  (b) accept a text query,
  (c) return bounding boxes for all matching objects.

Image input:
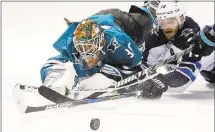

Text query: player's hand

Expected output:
[172,28,195,47]
[137,73,168,99]
[187,25,215,53]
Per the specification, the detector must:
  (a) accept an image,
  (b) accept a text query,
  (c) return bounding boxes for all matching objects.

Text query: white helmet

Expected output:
[156,2,186,28]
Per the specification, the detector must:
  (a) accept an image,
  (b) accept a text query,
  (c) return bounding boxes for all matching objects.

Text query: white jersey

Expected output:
[200,50,215,71]
[142,16,201,93]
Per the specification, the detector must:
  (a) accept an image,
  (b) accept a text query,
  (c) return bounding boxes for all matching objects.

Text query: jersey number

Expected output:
[125,42,134,58]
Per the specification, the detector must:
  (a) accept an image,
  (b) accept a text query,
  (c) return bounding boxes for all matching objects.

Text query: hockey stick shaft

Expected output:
[23,92,136,113]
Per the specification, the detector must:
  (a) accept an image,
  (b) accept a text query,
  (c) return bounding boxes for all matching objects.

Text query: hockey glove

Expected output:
[137,73,168,99]
[187,25,215,55]
[172,28,195,48]
[200,70,215,83]
[198,25,215,47]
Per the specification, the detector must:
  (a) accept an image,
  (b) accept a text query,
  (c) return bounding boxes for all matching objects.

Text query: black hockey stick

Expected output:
[16,85,136,113]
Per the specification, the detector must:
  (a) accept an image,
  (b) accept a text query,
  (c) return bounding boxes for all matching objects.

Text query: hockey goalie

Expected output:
[38,2,166,101]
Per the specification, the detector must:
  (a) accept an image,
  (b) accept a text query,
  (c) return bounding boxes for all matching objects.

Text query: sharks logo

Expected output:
[107,37,120,53]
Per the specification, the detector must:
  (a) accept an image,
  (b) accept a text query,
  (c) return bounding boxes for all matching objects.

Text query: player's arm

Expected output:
[141,31,162,68]
[161,26,202,93]
[136,53,201,100]
[185,16,201,34]
[40,31,79,95]
[165,56,200,92]
[89,14,143,69]
[40,30,77,82]
[110,31,143,69]
[138,26,201,99]
[187,24,215,83]
[122,34,143,68]
[39,51,78,95]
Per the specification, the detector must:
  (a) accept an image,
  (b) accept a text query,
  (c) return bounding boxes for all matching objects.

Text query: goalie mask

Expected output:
[73,19,106,69]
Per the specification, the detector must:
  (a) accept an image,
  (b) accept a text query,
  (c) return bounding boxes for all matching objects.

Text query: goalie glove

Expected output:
[137,73,168,99]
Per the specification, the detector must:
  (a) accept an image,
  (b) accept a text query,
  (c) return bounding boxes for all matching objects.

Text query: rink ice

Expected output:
[2,74,214,132]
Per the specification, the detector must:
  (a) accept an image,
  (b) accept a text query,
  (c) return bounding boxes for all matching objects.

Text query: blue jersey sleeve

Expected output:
[89,14,143,68]
[104,26,142,68]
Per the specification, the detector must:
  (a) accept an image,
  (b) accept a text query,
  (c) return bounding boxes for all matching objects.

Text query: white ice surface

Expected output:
[2,2,214,132]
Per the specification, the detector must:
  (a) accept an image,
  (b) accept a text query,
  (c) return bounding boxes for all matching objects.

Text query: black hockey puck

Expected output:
[90,118,100,130]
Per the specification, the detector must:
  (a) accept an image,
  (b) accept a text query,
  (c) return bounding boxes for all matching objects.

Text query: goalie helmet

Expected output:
[73,19,106,69]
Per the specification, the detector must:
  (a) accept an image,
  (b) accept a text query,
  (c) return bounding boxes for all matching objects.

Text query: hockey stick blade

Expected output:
[23,92,136,113]
[38,86,74,103]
